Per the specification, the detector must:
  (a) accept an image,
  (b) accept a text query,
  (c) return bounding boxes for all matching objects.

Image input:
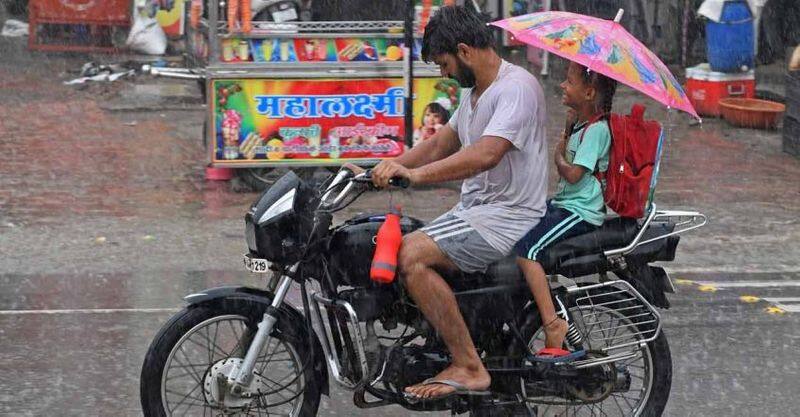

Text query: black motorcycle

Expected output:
[140,167,706,416]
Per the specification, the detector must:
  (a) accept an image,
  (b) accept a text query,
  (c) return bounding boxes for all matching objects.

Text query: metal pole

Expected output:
[681,0,690,69]
[209,0,220,65]
[541,0,552,77]
[404,0,414,148]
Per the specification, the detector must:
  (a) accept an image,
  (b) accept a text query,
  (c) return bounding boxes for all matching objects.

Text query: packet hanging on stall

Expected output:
[270,39,297,62]
[250,40,265,62]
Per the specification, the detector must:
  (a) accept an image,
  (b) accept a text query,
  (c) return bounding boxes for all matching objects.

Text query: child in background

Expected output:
[514,61,618,361]
[413,102,450,147]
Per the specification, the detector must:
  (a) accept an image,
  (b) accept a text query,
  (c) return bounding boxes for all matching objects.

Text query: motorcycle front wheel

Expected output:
[140,297,322,416]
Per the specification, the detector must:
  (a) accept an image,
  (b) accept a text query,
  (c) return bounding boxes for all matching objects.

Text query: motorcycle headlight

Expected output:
[258,188,296,225]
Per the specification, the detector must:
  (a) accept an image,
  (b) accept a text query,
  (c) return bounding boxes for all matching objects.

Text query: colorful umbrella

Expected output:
[491,10,699,119]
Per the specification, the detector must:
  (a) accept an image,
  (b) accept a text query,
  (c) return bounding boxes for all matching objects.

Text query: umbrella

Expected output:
[491,10,699,119]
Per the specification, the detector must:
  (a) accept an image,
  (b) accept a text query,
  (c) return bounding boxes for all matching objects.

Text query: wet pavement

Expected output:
[2,23,800,417]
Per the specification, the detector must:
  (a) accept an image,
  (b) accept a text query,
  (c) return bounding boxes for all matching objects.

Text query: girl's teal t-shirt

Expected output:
[552,120,611,226]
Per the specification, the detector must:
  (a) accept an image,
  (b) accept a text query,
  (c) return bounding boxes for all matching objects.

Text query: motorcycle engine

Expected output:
[381,346,450,389]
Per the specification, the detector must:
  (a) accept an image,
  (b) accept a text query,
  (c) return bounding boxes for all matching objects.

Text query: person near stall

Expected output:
[413,102,450,147]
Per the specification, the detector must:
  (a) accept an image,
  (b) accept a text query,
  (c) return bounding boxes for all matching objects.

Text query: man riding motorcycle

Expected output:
[370,5,549,401]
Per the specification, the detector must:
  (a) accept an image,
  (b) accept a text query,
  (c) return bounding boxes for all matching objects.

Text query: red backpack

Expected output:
[580,104,662,219]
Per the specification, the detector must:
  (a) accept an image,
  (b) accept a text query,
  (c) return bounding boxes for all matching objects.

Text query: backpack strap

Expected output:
[577,113,608,144]
[576,113,610,184]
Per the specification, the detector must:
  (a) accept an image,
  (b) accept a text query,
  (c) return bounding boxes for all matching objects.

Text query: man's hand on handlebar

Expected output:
[371,160,415,189]
[342,163,366,175]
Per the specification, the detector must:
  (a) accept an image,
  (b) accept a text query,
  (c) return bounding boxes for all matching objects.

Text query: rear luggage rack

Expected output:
[605,203,707,257]
[567,280,661,353]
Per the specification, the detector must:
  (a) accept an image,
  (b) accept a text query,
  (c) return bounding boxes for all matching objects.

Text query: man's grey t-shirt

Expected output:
[446,60,548,255]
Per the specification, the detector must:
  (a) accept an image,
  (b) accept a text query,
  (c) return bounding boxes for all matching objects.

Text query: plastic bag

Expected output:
[1,19,28,37]
[126,11,167,55]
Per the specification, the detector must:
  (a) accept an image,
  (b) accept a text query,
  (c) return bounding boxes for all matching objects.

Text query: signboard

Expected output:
[211,77,461,166]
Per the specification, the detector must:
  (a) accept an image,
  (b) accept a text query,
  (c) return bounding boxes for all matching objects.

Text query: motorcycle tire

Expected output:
[237,167,319,191]
[515,291,672,417]
[140,297,322,417]
[4,0,27,16]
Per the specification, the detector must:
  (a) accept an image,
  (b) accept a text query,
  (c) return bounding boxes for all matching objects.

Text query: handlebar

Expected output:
[352,170,410,189]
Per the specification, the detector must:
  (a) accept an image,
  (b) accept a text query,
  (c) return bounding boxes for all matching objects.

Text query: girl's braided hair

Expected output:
[579,66,618,114]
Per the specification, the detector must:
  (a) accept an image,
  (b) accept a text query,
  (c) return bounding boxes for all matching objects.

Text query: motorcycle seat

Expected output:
[538,217,640,273]
[450,217,641,289]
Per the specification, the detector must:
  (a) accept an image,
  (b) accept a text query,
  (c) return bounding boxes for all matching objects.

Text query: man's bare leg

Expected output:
[400,231,491,399]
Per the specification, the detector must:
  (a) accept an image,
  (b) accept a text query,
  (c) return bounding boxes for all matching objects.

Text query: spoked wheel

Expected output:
[141,298,321,416]
[237,167,318,191]
[518,294,671,417]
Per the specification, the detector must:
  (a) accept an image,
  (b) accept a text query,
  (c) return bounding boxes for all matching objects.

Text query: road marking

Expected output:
[667,267,800,274]
[698,285,718,292]
[762,297,800,313]
[739,295,760,303]
[765,306,787,315]
[0,308,180,315]
[695,281,800,289]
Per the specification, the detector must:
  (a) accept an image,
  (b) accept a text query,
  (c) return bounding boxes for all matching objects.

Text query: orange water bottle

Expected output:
[370,207,403,284]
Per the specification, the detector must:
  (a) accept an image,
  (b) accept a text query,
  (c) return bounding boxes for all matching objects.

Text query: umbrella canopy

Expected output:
[491,10,699,119]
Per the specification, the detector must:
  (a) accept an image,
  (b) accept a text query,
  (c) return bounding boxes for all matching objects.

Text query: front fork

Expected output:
[228,264,297,394]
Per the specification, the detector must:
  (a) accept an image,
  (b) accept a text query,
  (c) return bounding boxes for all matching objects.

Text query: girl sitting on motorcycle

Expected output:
[514,61,617,361]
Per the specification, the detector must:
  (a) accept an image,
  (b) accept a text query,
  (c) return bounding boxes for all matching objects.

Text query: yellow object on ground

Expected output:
[739,295,760,303]
[698,285,717,292]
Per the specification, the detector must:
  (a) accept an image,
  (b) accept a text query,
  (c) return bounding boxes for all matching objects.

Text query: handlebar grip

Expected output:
[361,169,410,188]
[388,177,410,188]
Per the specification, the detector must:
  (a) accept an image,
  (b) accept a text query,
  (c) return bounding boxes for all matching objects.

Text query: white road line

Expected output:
[0,308,180,315]
[666,267,800,274]
[695,281,800,289]
[762,298,800,313]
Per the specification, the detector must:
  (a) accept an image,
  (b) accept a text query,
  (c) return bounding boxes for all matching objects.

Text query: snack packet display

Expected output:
[221,109,243,159]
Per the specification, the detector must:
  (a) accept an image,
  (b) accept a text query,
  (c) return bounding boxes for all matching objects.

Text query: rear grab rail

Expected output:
[604,203,707,257]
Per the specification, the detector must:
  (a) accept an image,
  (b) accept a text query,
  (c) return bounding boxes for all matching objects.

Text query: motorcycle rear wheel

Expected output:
[516,292,672,417]
[140,297,321,416]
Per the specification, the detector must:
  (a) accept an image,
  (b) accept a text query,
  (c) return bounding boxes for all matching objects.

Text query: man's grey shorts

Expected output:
[419,214,505,274]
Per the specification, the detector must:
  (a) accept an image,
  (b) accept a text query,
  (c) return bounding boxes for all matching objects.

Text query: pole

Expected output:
[540,0,552,77]
[404,0,415,148]
[681,0,690,69]
[209,0,220,65]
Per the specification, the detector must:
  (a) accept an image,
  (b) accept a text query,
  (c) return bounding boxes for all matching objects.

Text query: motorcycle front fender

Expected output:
[184,286,330,396]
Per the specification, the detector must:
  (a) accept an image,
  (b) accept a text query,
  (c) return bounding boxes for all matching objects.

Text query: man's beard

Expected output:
[451,57,477,88]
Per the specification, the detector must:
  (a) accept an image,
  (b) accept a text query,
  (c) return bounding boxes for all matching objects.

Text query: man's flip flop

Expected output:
[529,348,586,363]
[403,378,491,403]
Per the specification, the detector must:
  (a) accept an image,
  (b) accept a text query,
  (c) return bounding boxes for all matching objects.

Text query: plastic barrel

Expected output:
[706,0,755,72]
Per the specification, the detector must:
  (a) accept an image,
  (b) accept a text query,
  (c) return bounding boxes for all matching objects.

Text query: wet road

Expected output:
[1,269,799,416]
[2,30,800,417]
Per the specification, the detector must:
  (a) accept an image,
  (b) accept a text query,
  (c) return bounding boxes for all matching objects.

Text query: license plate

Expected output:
[272,8,298,22]
[244,254,270,273]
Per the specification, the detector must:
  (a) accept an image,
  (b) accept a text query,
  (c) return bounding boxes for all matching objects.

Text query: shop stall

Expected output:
[185,0,460,184]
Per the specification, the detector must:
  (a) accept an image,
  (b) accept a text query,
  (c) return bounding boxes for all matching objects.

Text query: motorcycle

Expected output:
[140,167,706,416]
[250,0,308,23]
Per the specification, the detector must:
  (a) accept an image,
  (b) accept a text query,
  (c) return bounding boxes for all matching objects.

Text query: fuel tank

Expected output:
[327,213,424,287]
